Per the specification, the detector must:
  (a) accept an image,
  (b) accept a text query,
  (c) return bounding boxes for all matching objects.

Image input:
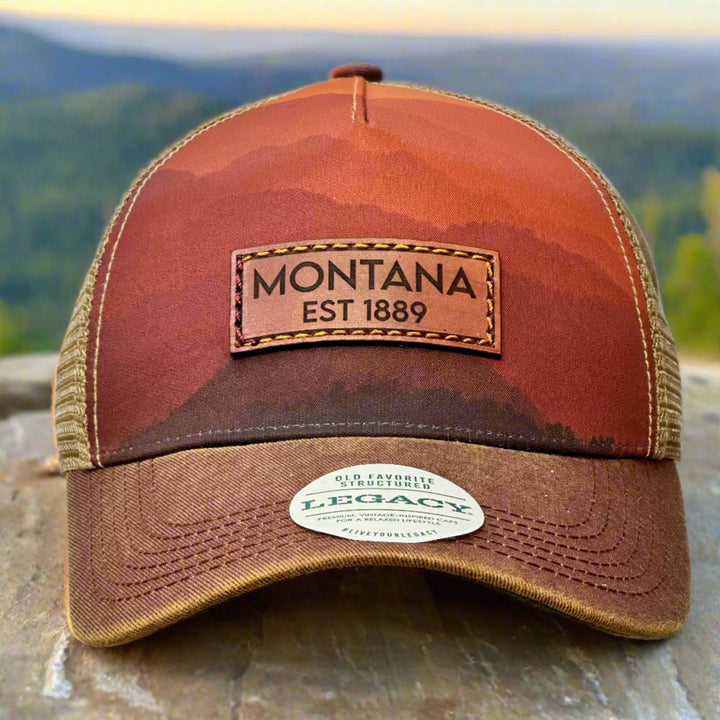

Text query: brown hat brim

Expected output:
[66,437,690,646]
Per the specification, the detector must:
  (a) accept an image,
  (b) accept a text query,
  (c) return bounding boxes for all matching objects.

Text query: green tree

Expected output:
[700,167,720,261]
[0,301,27,355]
[635,193,662,251]
[664,235,720,356]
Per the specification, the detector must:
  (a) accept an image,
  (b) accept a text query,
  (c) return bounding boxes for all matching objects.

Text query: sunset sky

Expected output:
[1,0,719,37]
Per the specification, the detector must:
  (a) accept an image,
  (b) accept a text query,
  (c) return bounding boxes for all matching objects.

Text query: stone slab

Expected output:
[0,356,718,719]
[0,353,57,420]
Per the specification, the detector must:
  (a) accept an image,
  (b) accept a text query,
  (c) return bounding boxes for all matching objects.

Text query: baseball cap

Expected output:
[54,63,689,646]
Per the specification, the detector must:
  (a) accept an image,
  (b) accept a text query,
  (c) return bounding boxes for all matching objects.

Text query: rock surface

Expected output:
[0,352,57,420]
[0,355,718,719]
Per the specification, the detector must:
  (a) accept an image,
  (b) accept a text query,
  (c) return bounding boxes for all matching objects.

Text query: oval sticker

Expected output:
[289,463,484,543]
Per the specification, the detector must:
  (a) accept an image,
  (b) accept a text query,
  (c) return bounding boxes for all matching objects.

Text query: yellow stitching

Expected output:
[604,183,679,458]
[239,242,495,263]
[384,81,654,456]
[233,242,497,349]
[236,328,492,347]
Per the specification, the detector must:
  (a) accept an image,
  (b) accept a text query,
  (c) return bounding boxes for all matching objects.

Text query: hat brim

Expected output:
[65,437,690,646]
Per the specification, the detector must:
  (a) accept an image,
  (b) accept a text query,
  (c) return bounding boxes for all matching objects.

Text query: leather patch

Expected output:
[231,240,500,354]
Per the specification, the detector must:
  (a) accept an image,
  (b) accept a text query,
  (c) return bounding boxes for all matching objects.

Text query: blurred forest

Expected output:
[1,25,719,356]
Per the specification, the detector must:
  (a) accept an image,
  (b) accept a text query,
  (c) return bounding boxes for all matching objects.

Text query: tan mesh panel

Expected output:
[388,83,682,459]
[653,322,682,456]
[603,195,682,459]
[55,262,97,472]
[55,165,148,472]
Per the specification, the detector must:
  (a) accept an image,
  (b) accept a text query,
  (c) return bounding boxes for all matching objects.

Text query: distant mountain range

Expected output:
[0,25,325,104]
[2,23,720,128]
[0,10,487,60]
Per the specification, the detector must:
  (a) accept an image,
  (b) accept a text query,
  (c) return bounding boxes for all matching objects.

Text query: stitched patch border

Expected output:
[231,239,500,355]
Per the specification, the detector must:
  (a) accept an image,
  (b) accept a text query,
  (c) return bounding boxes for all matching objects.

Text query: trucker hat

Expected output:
[54,63,689,646]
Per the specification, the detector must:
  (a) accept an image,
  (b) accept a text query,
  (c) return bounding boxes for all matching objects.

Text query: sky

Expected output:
[1,0,719,38]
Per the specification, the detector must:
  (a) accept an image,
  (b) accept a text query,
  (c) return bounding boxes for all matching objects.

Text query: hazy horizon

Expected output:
[2,0,720,37]
[2,7,719,61]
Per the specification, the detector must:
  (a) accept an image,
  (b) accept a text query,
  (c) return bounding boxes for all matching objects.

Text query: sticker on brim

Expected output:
[289,463,484,543]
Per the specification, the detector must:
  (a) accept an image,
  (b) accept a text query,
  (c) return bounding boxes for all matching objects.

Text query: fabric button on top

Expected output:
[329,63,383,82]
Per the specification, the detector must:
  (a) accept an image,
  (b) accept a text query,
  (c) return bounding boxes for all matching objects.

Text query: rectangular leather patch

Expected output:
[231,240,500,355]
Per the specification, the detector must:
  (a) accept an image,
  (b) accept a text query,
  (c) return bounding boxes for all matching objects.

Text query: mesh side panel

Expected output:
[55,178,140,472]
[652,315,682,457]
[605,197,682,459]
[54,263,97,471]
